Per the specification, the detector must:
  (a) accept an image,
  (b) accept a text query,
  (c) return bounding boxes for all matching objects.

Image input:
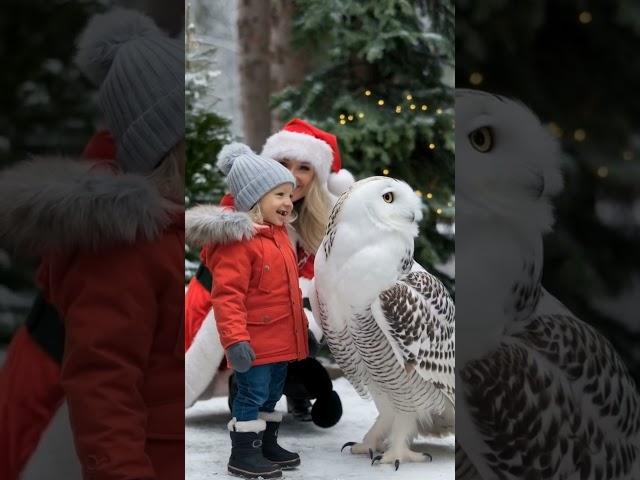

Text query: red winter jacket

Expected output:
[39,217,184,480]
[202,224,309,366]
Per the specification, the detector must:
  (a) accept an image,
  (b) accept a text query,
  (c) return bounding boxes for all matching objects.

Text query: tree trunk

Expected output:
[237,0,271,150]
[270,0,312,128]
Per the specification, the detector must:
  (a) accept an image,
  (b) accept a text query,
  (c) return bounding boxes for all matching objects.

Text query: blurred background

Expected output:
[185,0,456,294]
[0,0,184,338]
[457,0,640,383]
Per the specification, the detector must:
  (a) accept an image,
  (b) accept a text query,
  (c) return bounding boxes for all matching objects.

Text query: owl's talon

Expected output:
[423,452,432,462]
[369,448,373,459]
[394,459,400,471]
[371,455,383,465]
[341,441,356,453]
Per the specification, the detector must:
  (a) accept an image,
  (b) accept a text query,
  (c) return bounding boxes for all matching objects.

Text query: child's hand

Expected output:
[226,341,255,373]
[253,222,269,231]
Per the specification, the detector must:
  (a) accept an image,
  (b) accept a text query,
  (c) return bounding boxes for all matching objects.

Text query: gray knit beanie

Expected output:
[75,8,184,173]
[217,143,296,212]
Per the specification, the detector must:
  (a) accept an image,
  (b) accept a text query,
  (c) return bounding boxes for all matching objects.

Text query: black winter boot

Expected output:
[227,418,282,479]
[260,412,301,469]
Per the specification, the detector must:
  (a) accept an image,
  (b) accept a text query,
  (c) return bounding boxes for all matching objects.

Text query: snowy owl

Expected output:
[311,176,455,470]
[455,89,640,479]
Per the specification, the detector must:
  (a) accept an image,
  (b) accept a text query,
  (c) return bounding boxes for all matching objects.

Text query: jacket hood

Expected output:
[0,156,176,255]
[185,204,255,249]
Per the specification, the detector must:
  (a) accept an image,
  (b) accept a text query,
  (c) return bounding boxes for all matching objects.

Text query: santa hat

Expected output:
[261,118,355,196]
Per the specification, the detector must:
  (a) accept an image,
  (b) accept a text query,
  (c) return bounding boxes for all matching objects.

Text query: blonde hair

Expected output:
[148,140,185,204]
[293,177,332,254]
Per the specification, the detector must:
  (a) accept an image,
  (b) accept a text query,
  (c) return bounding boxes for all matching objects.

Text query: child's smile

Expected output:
[259,183,295,226]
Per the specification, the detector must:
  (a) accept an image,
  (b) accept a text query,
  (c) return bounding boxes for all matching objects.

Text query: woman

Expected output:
[185,119,354,426]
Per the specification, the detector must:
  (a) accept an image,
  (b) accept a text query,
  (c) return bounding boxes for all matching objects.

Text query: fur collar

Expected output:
[0,156,175,254]
[185,204,255,248]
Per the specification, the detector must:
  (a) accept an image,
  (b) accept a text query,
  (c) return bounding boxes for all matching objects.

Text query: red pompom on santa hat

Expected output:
[261,118,355,196]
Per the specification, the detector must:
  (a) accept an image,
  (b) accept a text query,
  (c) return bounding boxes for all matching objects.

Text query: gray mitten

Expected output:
[226,341,255,373]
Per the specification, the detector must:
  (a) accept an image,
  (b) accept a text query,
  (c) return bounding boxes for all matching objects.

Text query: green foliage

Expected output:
[185,39,232,270]
[275,0,455,291]
[185,97,230,207]
[0,1,106,166]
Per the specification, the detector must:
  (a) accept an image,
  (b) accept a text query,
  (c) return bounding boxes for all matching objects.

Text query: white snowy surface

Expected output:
[186,377,455,480]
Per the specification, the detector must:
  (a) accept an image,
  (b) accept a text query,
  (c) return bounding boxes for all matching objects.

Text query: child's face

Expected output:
[259,183,294,226]
[278,158,315,202]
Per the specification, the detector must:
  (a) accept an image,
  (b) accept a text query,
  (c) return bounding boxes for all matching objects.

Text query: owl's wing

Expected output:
[309,278,371,399]
[460,308,640,479]
[371,270,455,404]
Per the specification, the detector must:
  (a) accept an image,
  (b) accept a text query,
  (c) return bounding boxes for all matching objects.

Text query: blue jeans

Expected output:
[233,362,288,422]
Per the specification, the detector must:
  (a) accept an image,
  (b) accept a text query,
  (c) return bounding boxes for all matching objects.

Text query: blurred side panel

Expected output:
[456,2,640,479]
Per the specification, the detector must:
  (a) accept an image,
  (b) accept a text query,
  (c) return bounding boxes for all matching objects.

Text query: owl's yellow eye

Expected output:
[382,192,394,203]
[469,126,494,153]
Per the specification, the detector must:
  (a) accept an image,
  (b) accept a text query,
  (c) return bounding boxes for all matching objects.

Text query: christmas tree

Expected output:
[272,0,456,292]
[185,2,232,278]
[457,1,640,382]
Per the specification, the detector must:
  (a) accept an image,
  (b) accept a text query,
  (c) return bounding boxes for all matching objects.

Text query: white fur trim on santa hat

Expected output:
[261,130,333,183]
[328,168,355,196]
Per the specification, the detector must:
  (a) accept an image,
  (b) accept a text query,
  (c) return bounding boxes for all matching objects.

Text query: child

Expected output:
[204,143,309,479]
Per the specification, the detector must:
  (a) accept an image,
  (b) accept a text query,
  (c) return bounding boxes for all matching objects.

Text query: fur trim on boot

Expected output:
[228,418,267,433]
[258,411,283,423]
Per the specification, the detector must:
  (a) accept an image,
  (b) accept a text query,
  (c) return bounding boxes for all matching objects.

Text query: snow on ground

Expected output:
[186,377,455,480]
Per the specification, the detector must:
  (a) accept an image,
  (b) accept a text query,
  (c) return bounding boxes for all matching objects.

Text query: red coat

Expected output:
[39,218,185,480]
[203,224,309,366]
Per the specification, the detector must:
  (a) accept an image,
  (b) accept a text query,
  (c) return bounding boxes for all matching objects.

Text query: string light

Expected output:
[365,90,372,96]
[339,119,346,125]
[415,190,423,197]
[447,202,453,207]
[410,104,416,110]
[426,193,433,199]
[406,94,413,101]
[347,115,354,121]
[548,122,563,138]
[428,143,436,150]
[436,208,443,215]
[395,106,402,113]
[358,112,365,119]
[421,105,428,111]
[436,108,443,115]
[469,72,483,85]
[597,166,608,178]
[574,129,586,142]
[339,114,346,120]
[378,99,385,106]
[382,169,389,175]
[579,11,592,24]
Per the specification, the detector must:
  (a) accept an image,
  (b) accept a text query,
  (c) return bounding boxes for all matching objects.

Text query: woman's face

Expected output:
[279,158,315,202]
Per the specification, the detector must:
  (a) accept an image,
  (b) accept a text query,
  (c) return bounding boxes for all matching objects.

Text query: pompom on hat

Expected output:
[75,8,184,173]
[261,119,355,196]
[217,143,296,212]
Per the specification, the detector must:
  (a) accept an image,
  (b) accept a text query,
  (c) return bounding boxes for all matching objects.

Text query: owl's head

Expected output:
[456,89,563,232]
[336,176,423,238]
